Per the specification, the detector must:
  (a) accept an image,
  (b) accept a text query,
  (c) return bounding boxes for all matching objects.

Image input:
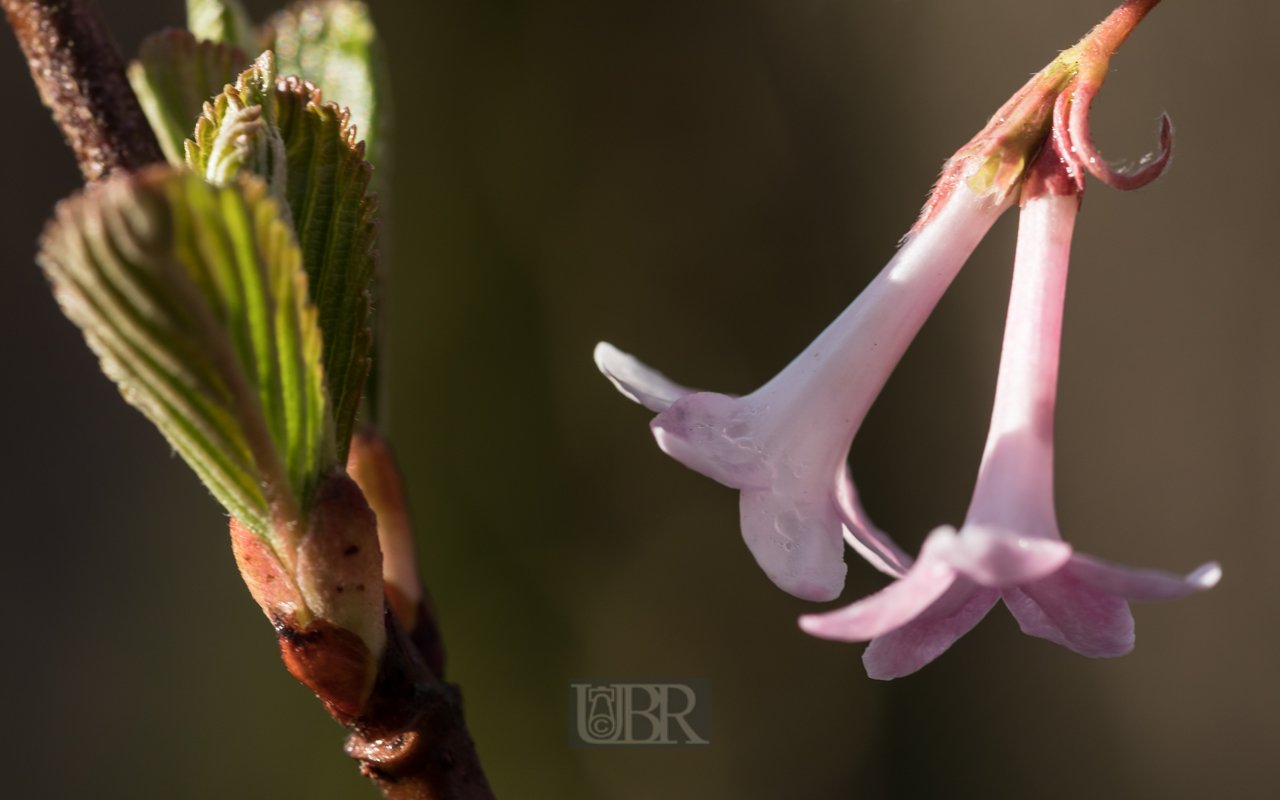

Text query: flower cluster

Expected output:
[595,0,1218,678]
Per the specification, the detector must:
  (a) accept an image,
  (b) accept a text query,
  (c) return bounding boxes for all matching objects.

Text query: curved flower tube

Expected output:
[597,180,1008,601]
[800,141,1220,678]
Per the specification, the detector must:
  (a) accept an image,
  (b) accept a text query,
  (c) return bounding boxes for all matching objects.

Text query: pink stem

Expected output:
[1084,0,1163,60]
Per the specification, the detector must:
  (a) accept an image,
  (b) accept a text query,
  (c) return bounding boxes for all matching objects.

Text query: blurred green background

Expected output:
[2,0,1276,797]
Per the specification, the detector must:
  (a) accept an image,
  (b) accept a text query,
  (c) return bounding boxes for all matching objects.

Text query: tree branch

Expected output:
[3,0,164,180]
[343,609,495,800]
[343,431,492,798]
[9,6,494,796]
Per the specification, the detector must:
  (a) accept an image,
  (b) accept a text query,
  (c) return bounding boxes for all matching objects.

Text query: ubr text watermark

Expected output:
[568,680,712,748]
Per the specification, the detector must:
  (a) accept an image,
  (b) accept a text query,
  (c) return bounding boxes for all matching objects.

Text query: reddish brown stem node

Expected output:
[2,0,164,180]
[345,609,495,800]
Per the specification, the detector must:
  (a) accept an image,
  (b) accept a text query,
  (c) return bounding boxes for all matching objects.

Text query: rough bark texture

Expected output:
[342,609,495,800]
[3,0,164,180]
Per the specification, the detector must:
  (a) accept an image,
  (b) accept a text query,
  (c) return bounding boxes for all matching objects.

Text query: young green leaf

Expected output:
[187,52,290,209]
[38,166,336,555]
[274,76,377,462]
[187,54,378,463]
[127,30,249,165]
[187,0,257,54]
[262,0,389,175]
[262,1,391,427]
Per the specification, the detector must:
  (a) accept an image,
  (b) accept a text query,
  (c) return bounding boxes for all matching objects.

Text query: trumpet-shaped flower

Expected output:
[597,0,1179,602]
[597,180,1010,601]
[799,133,1220,679]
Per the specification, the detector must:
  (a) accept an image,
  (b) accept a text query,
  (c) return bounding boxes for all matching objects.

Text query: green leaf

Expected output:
[38,167,336,551]
[186,52,290,208]
[127,29,249,165]
[187,0,257,54]
[187,53,378,463]
[261,1,391,427]
[262,1,389,175]
[274,76,376,462]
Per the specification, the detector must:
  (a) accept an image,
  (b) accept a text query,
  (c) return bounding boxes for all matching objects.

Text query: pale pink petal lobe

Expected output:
[1004,568,1135,658]
[1067,554,1221,600]
[594,342,695,412]
[740,488,847,601]
[799,528,958,639]
[1001,586,1070,649]
[650,393,773,490]
[862,580,1000,680]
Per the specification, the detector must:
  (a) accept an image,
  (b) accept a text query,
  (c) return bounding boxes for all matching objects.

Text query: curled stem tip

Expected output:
[1058,0,1173,192]
[1062,84,1173,191]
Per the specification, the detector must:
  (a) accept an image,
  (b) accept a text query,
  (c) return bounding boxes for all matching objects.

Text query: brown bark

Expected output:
[342,609,495,800]
[2,0,164,180]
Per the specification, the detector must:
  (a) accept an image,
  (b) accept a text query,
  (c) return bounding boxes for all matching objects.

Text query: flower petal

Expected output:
[1002,567,1134,658]
[834,461,912,578]
[1000,586,1071,649]
[1066,553,1221,600]
[798,527,959,638]
[862,580,1000,680]
[935,524,1073,586]
[650,392,773,490]
[594,342,695,412]
[740,488,847,601]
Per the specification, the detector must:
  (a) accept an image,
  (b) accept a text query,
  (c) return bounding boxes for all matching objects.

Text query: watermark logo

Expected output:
[568,680,711,748]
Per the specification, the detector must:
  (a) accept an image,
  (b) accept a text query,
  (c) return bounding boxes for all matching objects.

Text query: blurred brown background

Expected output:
[2,0,1275,797]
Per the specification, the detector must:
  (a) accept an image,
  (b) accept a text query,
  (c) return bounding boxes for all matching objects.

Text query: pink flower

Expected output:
[597,176,1012,601]
[799,127,1219,679]
[594,0,1202,611]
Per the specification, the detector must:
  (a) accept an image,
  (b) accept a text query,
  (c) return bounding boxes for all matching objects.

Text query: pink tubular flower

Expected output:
[596,178,1007,601]
[799,126,1220,679]
[595,0,1195,607]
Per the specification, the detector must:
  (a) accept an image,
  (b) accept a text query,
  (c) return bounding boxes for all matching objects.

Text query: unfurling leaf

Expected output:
[262,0,389,175]
[186,0,257,54]
[187,52,290,207]
[37,166,336,553]
[188,53,378,462]
[127,29,249,164]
